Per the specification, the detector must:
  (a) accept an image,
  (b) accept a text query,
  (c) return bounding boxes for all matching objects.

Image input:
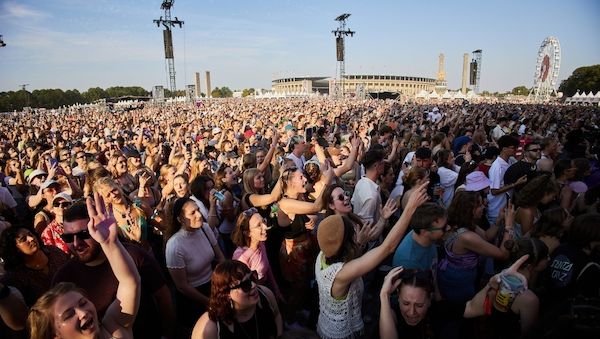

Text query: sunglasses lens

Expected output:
[61,230,89,243]
[241,280,253,293]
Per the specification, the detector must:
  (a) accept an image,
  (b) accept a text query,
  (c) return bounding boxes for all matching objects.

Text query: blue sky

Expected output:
[1,0,598,93]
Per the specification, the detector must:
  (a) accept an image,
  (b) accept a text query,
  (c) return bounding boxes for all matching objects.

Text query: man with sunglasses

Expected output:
[53,202,175,339]
[392,203,448,272]
[504,141,542,195]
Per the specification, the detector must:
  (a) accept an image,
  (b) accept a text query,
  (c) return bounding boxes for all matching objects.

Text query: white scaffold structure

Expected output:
[528,36,561,102]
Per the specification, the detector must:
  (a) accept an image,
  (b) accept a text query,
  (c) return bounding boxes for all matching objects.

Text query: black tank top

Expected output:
[216,287,277,339]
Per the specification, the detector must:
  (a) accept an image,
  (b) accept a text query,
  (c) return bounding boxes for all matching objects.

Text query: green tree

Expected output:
[220,87,233,98]
[558,65,600,97]
[242,88,255,97]
[511,86,529,96]
[211,87,222,98]
[82,87,109,102]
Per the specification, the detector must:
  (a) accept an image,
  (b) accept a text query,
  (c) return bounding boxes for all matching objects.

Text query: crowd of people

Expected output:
[0,97,599,339]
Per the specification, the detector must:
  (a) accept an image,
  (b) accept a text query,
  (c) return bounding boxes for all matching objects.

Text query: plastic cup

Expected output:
[493,274,525,312]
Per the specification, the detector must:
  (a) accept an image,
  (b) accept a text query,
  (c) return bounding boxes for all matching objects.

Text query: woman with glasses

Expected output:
[191,260,282,339]
[40,192,73,254]
[438,191,513,303]
[0,227,68,307]
[240,168,284,282]
[166,197,225,334]
[232,208,282,300]
[314,182,428,339]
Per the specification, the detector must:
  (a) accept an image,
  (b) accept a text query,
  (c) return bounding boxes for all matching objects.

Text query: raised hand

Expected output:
[504,200,516,228]
[321,160,334,184]
[515,175,528,187]
[271,128,280,146]
[380,266,404,297]
[405,181,429,210]
[138,171,150,188]
[86,192,118,246]
[356,220,374,246]
[489,255,530,290]
[381,198,399,220]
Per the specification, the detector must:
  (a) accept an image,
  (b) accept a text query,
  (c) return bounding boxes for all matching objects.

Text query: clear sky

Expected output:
[1,0,599,93]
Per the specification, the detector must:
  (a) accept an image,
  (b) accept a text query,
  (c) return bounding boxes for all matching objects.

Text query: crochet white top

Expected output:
[315,251,364,339]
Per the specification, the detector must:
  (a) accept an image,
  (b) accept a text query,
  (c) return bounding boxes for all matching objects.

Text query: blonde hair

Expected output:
[28,282,86,339]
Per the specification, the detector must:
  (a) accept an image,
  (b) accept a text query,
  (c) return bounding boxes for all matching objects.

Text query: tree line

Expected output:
[0,86,149,112]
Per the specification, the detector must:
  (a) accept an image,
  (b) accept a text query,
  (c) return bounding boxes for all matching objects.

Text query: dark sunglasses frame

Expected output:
[60,229,91,243]
[229,270,259,293]
[53,201,72,208]
[334,190,351,201]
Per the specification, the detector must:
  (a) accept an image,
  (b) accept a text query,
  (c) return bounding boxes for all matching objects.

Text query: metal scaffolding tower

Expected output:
[153,1,184,96]
[332,14,354,98]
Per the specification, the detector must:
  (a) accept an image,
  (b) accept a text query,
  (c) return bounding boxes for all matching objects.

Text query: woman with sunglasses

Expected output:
[0,226,68,308]
[232,208,282,301]
[166,197,225,334]
[315,181,428,339]
[191,260,283,339]
[322,183,399,252]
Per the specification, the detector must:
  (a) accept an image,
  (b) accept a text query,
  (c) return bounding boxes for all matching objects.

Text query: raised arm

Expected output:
[257,130,279,173]
[248,178,283,208]
[86,193,141,334]
[332,182,428,298]
[379,267,402,339]
[464,254,529,318]
[334,136,362,177]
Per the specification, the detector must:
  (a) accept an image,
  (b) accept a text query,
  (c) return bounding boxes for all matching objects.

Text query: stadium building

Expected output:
[271,75,437,97]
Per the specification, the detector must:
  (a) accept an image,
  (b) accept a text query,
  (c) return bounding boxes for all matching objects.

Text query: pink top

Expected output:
[233,242,280,294]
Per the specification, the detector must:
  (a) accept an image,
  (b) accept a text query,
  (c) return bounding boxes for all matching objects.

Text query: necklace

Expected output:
[113,205,135,232]
[236,311,259,339]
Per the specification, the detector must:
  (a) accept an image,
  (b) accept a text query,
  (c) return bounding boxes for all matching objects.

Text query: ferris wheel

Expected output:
[528,36,561,102]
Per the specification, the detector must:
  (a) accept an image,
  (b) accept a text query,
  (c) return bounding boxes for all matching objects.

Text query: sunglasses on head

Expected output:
[60,229,91,243]
[53,201,72,208]
[243,207,258,217]
[229,270,259,293]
